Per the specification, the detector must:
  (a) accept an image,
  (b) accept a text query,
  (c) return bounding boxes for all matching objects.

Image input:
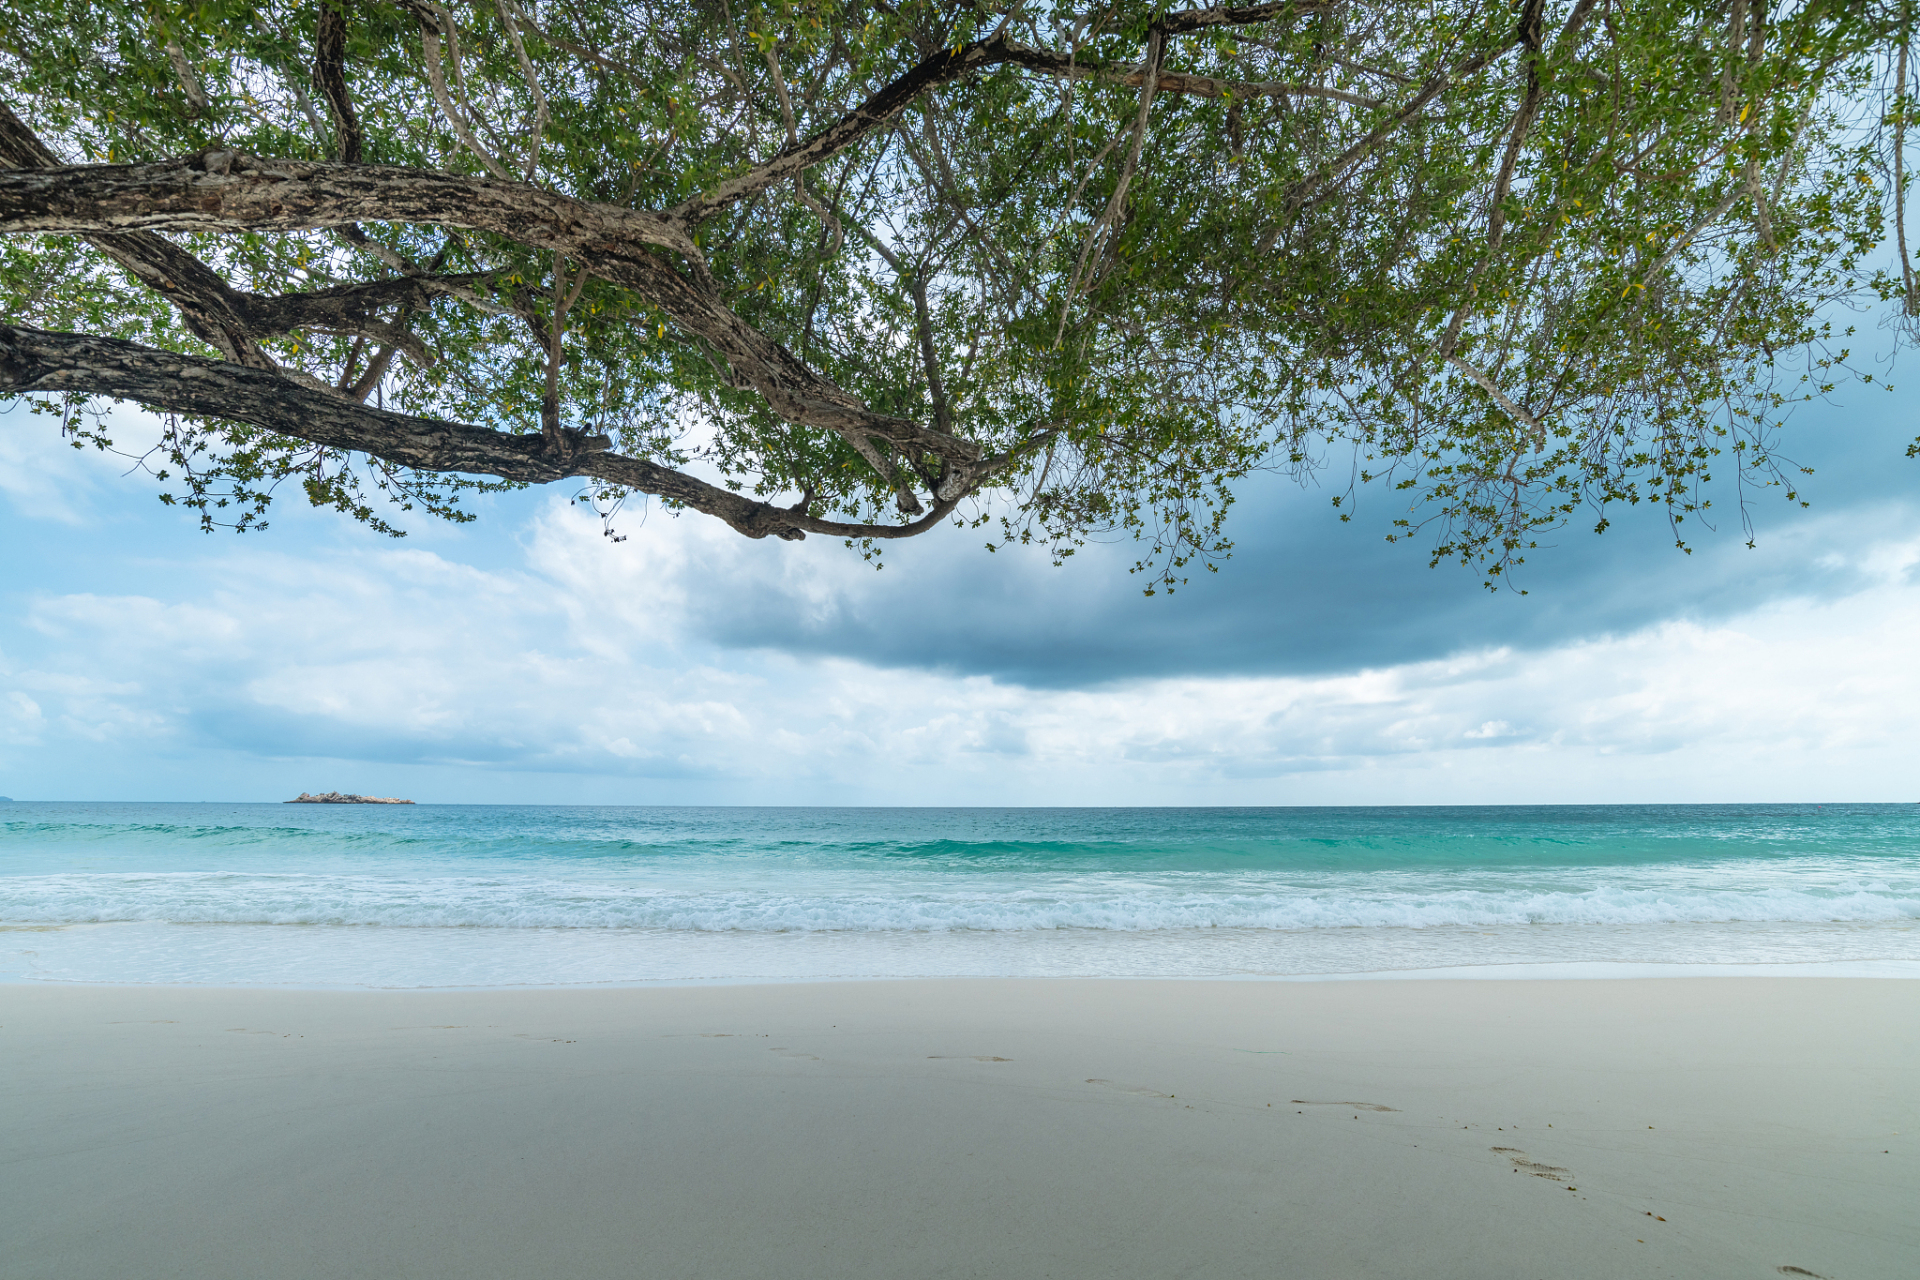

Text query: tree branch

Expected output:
[0,325,1009,542]
[1447,353,1544,450]
[1289,34,1524,205]
[0,104,284,369]
[0,323,594,476]
[157,25,210,118]
[314,0,364,164]
[0,151,984,464]
[1895,37,1915,311]
[672,35,1032,225]
[493,0,551,180]
[671,17,1376,231]
[1002,44,1383,109]
[1157,1,1341,37]
[1058,26,1164,344]
[2,105,476,371]
[245,273,490,339]
[405,1,515,180]
[542,254,587,444]
[586,245,983,462]
[1439,0,1563,358]
[0,150,696,256]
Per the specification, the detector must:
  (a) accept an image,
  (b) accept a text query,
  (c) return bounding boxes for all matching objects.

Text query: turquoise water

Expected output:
[2,803,1918,986]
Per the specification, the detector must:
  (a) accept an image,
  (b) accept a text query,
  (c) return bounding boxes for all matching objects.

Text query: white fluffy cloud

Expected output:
[3,485,1918,803]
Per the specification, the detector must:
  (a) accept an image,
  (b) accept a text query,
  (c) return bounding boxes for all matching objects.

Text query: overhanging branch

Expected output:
[672,6,1360,227]
[0,151,983,464]
[672,35,1031,225]
[0,325,999,542]
[0,151,694,257]
[1002,43,1383,109]
[1158,1,1343,37]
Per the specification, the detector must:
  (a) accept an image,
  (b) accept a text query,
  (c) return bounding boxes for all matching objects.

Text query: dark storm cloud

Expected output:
[686,391,1920,687]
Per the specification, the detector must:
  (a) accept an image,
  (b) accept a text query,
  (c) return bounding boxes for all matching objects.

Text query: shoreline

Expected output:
[5,955,1920,991]
[8,917,1919,988]
[6,976,1914,1279]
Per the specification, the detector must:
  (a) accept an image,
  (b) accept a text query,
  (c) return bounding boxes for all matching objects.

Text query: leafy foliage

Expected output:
[1,0,1916,589]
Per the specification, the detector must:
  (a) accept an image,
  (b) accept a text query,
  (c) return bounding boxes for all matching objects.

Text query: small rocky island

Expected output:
[287,792,415,805]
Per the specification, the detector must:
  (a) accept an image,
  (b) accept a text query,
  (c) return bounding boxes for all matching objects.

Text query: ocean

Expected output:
[2,802,1917,987]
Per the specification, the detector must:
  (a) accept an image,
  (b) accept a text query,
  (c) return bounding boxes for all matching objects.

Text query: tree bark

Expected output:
[0,154,979,462]
[0,324,993,542]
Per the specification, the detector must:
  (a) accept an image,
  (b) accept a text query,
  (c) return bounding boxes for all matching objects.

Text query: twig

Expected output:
[1897,38,1917,312]
[1440,0,1555,358]
[494,0,550,180]
[1638,125,1807,291]
[543,254,590,444]
[314,0,363,163]
[1012,48,1383,108]
[159,28,209,118]
[769,46,843,256]
[412,3,514,179]
[1056,25,1164,345]
[1448,354,1544,451]
[1288,36,1523,208]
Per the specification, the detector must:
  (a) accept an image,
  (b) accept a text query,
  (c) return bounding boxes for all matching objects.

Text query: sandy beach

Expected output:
[4,976,1915,1279]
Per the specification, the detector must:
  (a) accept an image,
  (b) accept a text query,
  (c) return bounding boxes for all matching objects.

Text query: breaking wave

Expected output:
[4,870,1916,932]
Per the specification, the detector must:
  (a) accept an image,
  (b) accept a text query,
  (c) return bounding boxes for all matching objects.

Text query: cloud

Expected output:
[532,384,1920,688]
[3,385,1919,802]
[0,688,45,746]
[0,399,189,527]
[0,409,107,525]
[0,489,1916,802]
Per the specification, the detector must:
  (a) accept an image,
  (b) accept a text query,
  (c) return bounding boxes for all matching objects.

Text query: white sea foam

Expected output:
[6,804,1919,984]
[7,918,1920,988]
[3,871,1916,931]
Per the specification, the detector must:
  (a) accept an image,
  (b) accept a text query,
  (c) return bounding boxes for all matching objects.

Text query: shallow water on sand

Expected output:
[3,803,1917,986]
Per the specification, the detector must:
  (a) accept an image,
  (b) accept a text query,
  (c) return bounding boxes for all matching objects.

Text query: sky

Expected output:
[3,355,1919,804]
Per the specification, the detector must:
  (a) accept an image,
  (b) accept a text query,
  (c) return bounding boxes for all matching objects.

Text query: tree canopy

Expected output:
[1,0,1915,588]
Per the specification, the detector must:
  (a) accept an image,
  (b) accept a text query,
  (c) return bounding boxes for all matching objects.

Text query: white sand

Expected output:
[4,977,1915,1279]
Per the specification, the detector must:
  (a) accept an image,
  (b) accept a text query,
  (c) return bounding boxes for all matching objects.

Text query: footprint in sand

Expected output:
[1290,1099,1398,1112]
[1491,1147,1569,1181]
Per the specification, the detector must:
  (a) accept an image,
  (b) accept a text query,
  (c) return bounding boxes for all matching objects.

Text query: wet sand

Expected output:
[4,977,1915,1279]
